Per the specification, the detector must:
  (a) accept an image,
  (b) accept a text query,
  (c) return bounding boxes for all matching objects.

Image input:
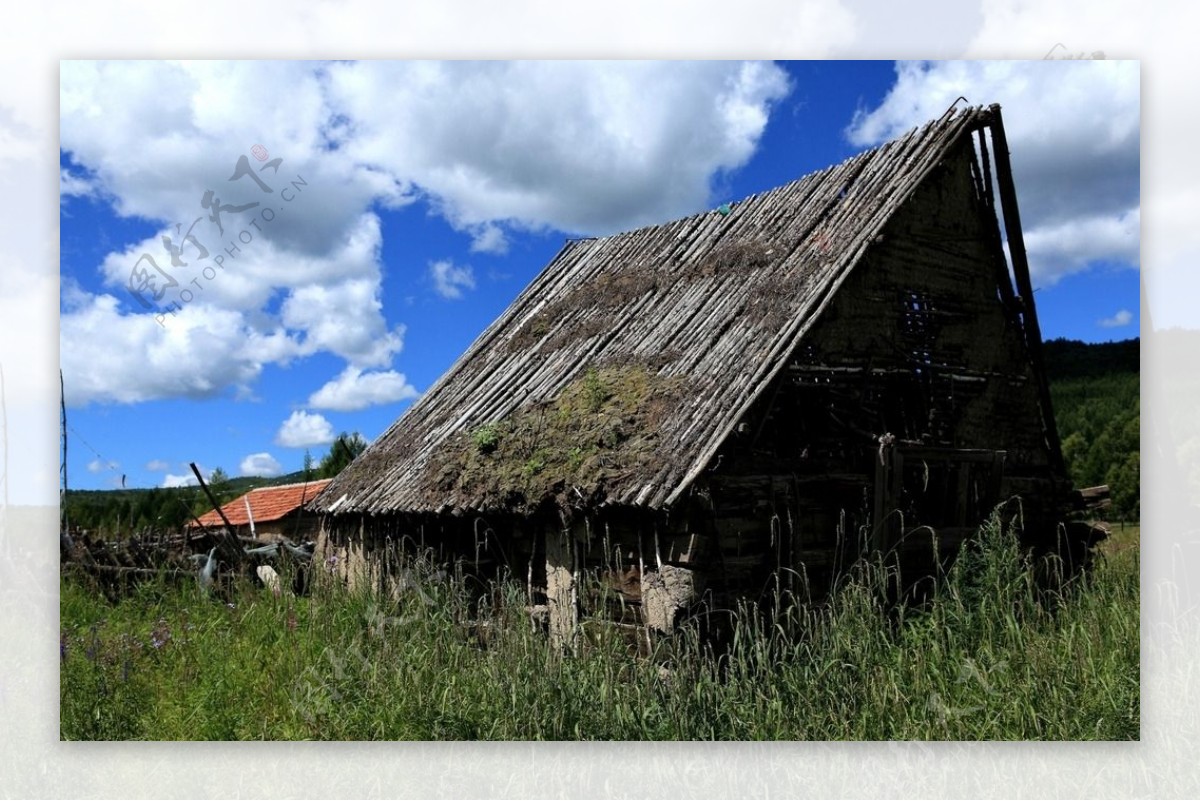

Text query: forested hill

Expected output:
[1042,337,1139,520]
[63,470,316,535]
[1042,337,1139,381]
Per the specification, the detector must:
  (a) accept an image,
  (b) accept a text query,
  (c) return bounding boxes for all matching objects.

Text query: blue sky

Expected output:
[58,60,1140,492]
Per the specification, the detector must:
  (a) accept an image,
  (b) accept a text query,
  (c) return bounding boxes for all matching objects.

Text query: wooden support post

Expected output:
[544,524,577,648]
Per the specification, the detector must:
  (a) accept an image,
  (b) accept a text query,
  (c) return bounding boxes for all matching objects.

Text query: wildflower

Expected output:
[150,619,172,650]
[59,632,68,662]
[326,554,339,573]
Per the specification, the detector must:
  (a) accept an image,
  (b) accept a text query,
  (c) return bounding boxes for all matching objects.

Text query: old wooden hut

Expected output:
[310,104,1089,637]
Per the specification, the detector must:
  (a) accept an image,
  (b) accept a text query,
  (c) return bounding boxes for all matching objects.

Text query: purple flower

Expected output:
[60,632,68,662]
[150,619,172,650]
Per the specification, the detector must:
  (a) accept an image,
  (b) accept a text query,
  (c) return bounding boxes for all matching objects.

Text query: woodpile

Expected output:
[61,526,316,599]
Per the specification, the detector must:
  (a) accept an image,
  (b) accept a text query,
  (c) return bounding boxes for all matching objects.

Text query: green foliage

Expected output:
[580,367,612,414]
[1044,339,1140,520]
[60,512,1139,741]
[471,424,501,454]
[319,432,368,478]
[1042,337,1138,380]
[65,469,319,537]
[64,487,196,535]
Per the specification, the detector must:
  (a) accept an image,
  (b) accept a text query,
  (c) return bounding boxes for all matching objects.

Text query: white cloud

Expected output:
[240,452,283,477]
[59,61,405,406]
[59,61,795,407]
[469,224,508,255]
[86,458,117,474]
[60,167,96,198]
[161,473,198,488]
[276,410,336,448]
[1022,207,1140,287]
[60,222,409,406]
[60,293,269,405]
[429,259,476,300]
[308,366,420,411]
[324,60,793,237]
[146,459,170,472]
[846,60,1139,286]
[1099,309,1133,329]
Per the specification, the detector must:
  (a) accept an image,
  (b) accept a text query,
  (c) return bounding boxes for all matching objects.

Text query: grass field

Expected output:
[59,511,1139,740]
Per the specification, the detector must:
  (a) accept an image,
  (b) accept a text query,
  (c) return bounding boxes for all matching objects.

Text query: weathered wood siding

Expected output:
[688,138,1063,604]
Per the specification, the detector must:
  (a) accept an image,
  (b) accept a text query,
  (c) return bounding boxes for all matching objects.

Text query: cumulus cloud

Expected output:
[59,61,405,406]
[307,366,420,411]
[276,410,336,448]
[1099,309,1134,329]
[60,60,794,407]
[846,60,1139,286]
[60,293,270,405]
[146,459,170,472]
[429,259,476,300]
[240,452,283,477]
[86,458,118,474]
[60,223,408,406]
[1022,208,1140,287]
[324,60,792,237]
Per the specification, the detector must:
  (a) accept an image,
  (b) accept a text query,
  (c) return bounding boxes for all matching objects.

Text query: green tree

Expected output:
[319,432,368,478]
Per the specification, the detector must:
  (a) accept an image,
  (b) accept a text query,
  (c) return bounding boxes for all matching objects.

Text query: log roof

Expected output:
[312,105,1002,517]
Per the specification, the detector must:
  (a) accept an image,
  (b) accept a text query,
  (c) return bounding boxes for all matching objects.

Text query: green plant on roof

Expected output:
[581,367,612,414]
[472,423,502,454]
[522,452,547,478]
[423,364,690,511]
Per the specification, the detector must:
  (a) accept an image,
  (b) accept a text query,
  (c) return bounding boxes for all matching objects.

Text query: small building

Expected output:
[310,105,1090,637]
[192,479,331,542]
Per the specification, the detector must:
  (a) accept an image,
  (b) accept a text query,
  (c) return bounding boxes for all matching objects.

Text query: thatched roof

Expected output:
[313,104,1001,517]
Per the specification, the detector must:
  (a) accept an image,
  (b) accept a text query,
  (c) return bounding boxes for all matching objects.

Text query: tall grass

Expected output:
[60,512,1138,740]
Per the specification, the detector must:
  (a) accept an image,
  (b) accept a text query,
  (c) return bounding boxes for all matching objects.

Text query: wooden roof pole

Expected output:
[190,462,244,565]
[986,104,1065,475]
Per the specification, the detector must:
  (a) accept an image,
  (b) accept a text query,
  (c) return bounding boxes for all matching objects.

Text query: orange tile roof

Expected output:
[191,479,332,529]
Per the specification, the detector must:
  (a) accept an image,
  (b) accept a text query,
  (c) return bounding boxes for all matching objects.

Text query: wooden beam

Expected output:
[189,462,244,566]
[986,105,1065,476]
